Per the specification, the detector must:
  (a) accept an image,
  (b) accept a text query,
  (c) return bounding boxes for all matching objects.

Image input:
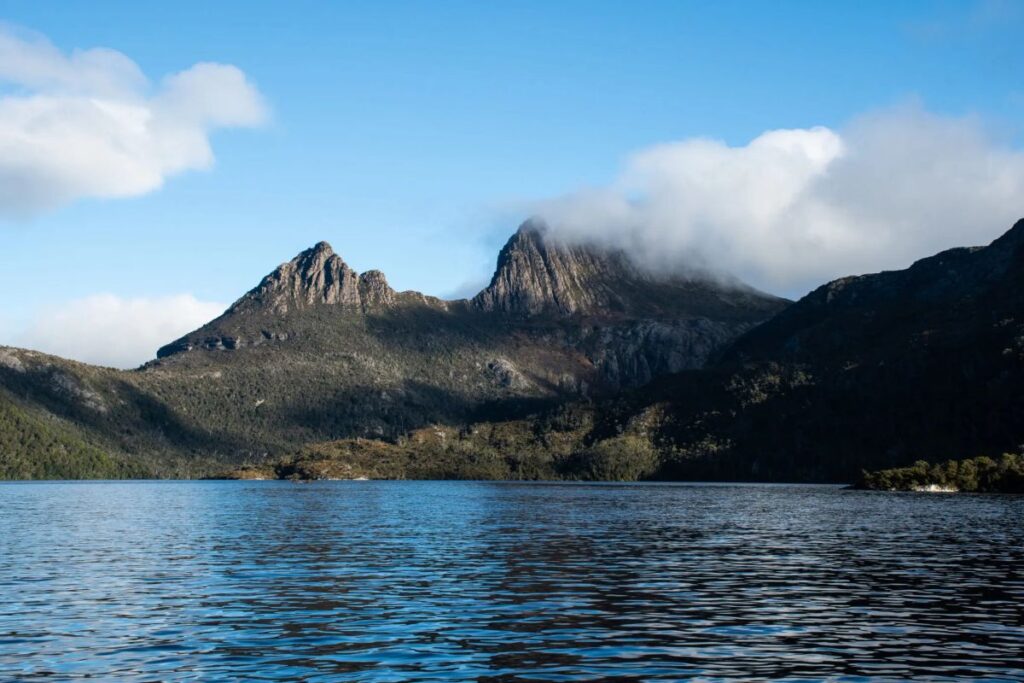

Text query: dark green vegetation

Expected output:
[222,404,660,482]
[0,391,150,479]
[858,454,1024,493]
[3,218,1024,482]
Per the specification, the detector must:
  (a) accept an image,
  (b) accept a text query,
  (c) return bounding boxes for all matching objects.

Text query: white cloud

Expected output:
[0,25,267,217]
[13,294,225,368]
[534,105,1024,295]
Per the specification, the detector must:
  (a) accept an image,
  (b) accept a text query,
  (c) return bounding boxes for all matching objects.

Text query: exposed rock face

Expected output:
[583,318,755,389]
[0,349,25,373]
[472,221,639,316]
[473,221,786,321]
[231,242,377,315]
[484,358,530,390]
[358,270,396,309]
[254,244,399,313]
[49,372,107,413]
[157,242,404,358]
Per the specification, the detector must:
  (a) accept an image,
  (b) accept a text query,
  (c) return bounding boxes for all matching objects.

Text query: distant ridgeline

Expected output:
[2,218,1024,482]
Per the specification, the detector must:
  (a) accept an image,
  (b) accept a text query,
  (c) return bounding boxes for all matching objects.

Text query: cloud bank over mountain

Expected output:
[533,106,1024,295]
[0,25,268,217]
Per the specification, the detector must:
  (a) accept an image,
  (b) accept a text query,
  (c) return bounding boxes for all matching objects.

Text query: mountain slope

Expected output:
[273,218,1024,484]
[617,218,1024,481]
[0,221,785,477]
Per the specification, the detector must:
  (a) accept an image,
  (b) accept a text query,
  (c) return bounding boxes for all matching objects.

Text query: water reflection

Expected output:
[0,481,1022,680]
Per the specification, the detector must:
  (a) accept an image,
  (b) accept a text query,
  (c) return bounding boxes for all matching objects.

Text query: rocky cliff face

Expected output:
[158,221,786,366]
[472,222,637,316]
[229,241,397,316]
[156,242,417,358]
[472,221,784,321]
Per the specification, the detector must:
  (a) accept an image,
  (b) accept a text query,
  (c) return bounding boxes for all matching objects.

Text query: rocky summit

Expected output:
[155,221,785,388]
[474,221,779,320]
[0,221,786,478]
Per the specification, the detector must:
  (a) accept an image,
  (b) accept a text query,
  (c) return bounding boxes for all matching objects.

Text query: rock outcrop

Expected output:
[357,270,396,308]
[156,242,408,358]
[229,241,396,316]
[472,221,638,316]
[473,221,786,321]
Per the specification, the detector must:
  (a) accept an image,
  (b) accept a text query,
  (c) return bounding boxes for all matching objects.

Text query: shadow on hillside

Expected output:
[279,377,564,444]
[0,363,256,461]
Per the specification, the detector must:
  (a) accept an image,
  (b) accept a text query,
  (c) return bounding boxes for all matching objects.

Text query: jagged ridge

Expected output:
[2,220,790,478]
[230,241,397,315]
[159,221,786,358]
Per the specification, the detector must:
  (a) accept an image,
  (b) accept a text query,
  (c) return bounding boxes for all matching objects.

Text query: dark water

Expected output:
[1,482,1022,681]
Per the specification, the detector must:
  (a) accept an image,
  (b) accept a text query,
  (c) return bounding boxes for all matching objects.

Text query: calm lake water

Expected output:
[1,481,1022,681]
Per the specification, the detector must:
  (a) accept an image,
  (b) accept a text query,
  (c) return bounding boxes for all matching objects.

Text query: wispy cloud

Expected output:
[0,24,268,217]
[905,0,1022,42]
[532,105,1024,295]
[13,294,225,368]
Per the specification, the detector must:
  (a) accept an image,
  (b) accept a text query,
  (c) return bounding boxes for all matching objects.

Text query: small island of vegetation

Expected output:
[858,453,1024,493]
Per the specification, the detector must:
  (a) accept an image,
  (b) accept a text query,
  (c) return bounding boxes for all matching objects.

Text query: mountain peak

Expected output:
[472,220,618,316]
[473,221,785,320]
[227,241,377,316]
[157,224,787,361]
[514,216,549,237]
[311,240,334,253]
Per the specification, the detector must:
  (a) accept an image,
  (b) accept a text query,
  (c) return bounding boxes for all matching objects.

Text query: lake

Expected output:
[1,481,1022,681]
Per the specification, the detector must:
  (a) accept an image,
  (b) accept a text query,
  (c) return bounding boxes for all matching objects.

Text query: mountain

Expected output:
[158,222,784,373]
[589,217,1024,482]
[0,221,785,478]
[723,217,1024,365]
[472,222,776,319]
[257,218,1024,483]
[7,216,1024,482]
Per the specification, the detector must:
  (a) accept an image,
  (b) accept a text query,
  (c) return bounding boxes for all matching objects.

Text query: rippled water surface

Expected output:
[1,481,1023,681]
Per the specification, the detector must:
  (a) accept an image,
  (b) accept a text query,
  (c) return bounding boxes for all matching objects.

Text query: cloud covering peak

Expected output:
[0,25,268,217]
[534,106,1024,295]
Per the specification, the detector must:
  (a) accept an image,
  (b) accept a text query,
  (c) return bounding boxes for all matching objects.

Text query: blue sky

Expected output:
[0,1,1022,366]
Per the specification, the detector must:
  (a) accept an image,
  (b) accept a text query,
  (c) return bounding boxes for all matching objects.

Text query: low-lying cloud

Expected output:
[0,25,267,217]
[13,294,226,368]
[534,106,1024,295]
